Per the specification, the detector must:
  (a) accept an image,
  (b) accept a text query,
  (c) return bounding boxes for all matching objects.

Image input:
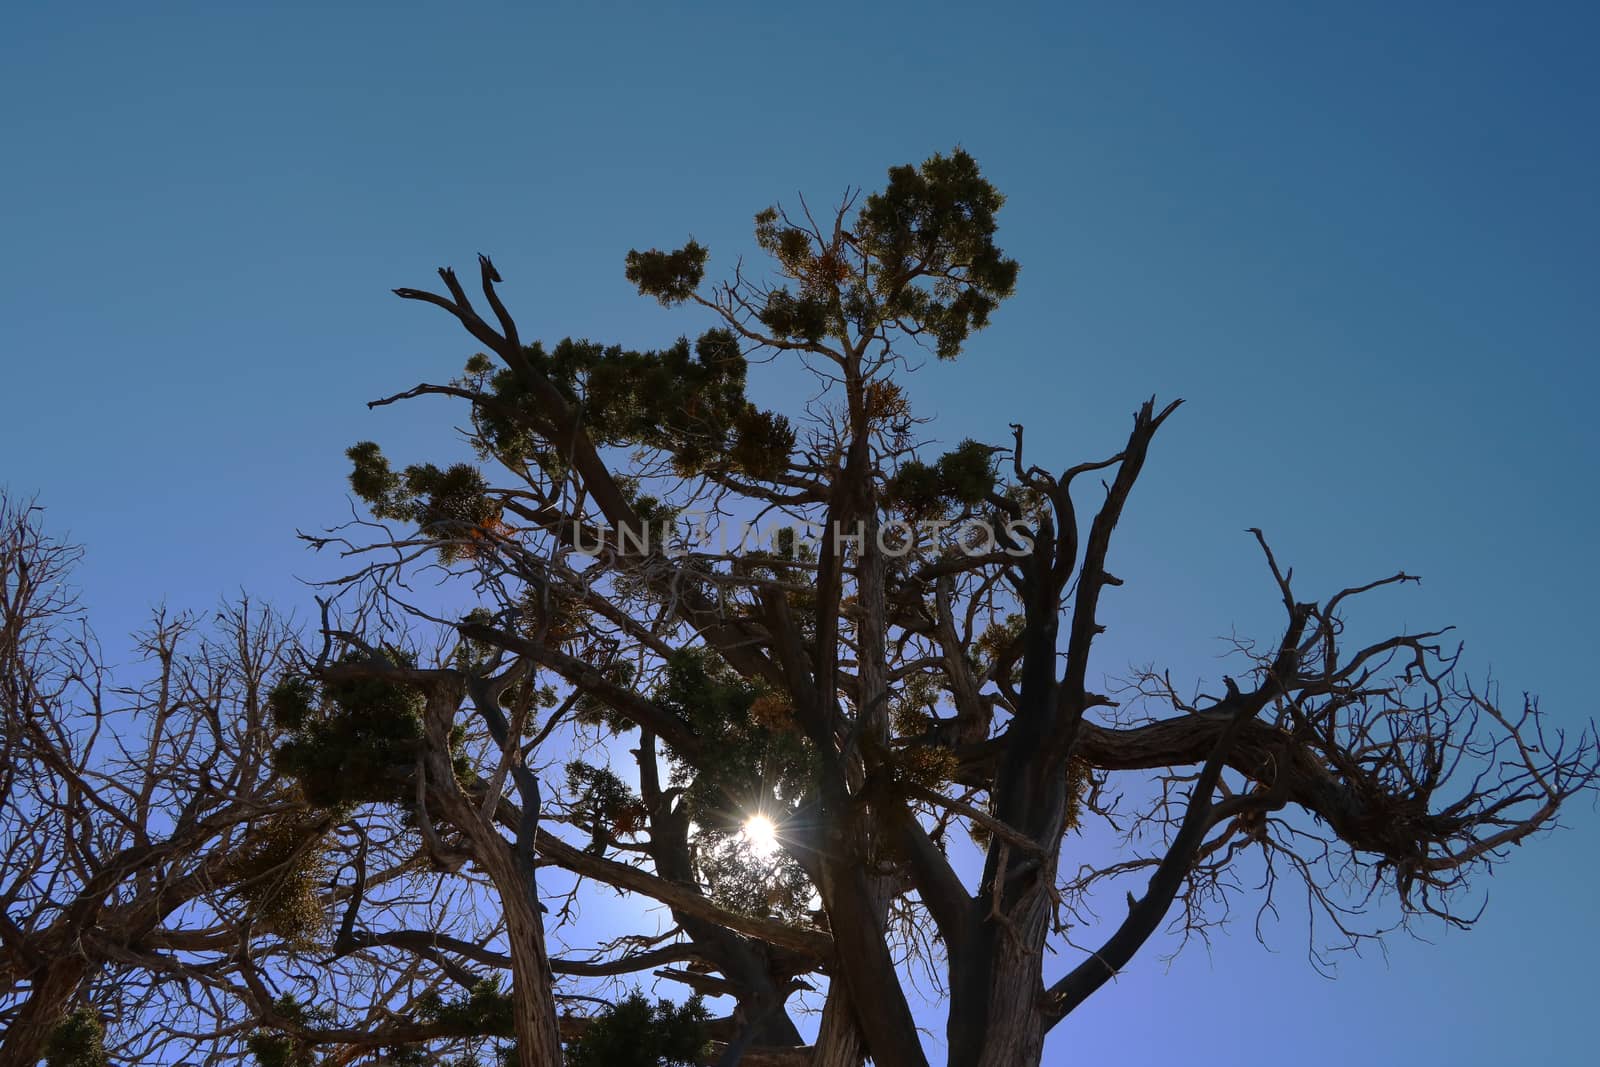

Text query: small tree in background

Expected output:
[0,493,321,1066]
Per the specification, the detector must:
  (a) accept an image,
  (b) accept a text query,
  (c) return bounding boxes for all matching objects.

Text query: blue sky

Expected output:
[4,2,1597,1063]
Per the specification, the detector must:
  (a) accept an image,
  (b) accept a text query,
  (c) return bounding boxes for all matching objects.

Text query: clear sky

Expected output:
[4,2,1597,1063]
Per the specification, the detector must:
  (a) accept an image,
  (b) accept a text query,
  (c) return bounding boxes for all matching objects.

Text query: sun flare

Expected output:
[743,814,779,858]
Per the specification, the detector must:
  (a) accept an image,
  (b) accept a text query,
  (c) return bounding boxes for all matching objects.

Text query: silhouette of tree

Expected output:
[9,151,1596,1067]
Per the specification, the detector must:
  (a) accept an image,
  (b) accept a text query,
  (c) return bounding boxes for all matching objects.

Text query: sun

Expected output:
[742,814,779,858]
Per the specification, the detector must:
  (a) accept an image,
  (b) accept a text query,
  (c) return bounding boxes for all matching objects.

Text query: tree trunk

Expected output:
[0,958,88,1067]
[973,931,1048,1067]
[808,867,892,1067]
[810,991,866,1067]
[946,899,1052,1067]
[808,513,914,1067]
[502,881,566,1067]
[948,776,1064,1067]
[808,846,894,1067]
[943,533,1070,1067]
[437,798,564,1065]
[428,683,564,1067]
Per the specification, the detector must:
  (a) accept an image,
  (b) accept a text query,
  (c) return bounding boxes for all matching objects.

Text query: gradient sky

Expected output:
[4,2,1598,1063]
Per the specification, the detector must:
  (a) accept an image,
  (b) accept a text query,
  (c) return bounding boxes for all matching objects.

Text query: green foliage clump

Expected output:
[46,1008,108,1067]
[454,607,503,673]
[891,672,940,737]
[696,832,816,924]
[413,464,493,533]
[884,459,943,520]
[228,815,327,944]
[753,282,833,346]
[744,147,1018,359]
[346,439,403,506]
[417,978,515,1038]
[625,241,709,306]
[728,406,797,481]
[974,613,1025,678]
[654,651,820,921]
[347,444,502,562]
[893,745,960,789]
[886,439,999,520]
[855,148,1020,359]
[566,761,646,853]
[515,586,592,650]
[563,992,708,1067]
[572,659,639,734]
[462,330,794,485]
[270,655,427,807]
[246,1033,315,1067]
[937,440,1000,505]
[612,476,683,539]
[656,650,813,831]
[245,996,329,1067]
[330,982,517,1067]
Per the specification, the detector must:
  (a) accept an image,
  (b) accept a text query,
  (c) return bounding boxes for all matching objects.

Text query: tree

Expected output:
[287,148,1598,1066]
[0,492,319,1066]
[14,150,1597,1067]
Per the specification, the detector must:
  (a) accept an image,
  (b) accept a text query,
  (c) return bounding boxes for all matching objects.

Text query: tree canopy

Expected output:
[2,150,1595,1067]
